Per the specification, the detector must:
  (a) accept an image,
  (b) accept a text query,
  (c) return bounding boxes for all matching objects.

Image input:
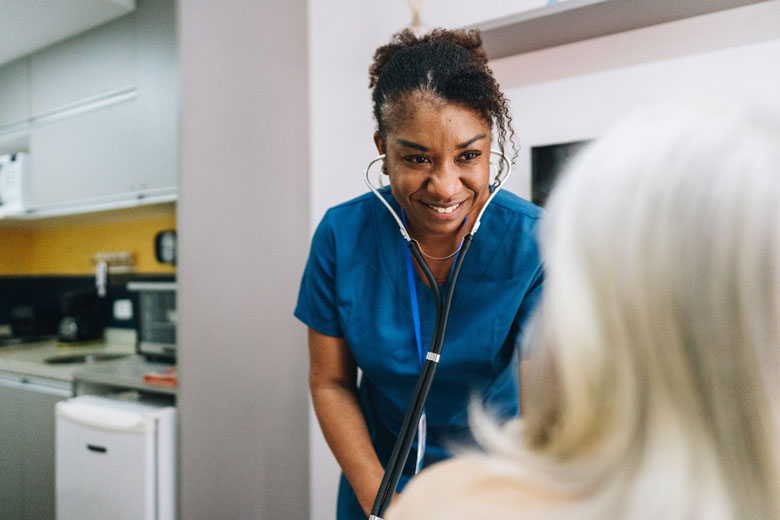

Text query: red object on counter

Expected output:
[142,366,177,387]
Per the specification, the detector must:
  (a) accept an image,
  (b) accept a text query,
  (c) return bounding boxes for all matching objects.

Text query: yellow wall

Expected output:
[0,229,34,274]
[0,210,176,275]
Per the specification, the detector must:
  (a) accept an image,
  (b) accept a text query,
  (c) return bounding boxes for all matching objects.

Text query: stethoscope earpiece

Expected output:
[364,150,511,240]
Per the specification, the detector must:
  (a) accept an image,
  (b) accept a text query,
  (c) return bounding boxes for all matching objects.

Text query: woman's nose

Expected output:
[428,164,460,200]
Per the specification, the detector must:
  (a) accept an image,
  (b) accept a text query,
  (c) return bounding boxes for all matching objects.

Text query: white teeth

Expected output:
[427,202,460,214]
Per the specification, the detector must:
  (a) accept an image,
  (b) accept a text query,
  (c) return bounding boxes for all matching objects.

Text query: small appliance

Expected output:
[0,152,31,216]
[8,301,59,339]
[127,281,177,361]
[57,290,106,344]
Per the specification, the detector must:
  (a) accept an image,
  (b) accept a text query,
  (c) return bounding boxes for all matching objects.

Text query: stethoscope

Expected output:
[364,150,512,520]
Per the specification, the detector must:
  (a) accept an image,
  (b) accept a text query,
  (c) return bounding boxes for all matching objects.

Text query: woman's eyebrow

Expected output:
[395,138,428,151]
[395,134,488,151]
[457,134,487,149]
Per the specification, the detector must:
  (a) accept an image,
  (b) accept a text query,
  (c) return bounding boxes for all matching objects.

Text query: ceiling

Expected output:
[0,0,135,66]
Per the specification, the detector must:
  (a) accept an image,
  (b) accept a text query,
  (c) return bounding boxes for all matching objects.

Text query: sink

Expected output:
[44,353,130,365]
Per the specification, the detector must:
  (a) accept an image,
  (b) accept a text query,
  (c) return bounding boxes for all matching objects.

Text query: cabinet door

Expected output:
[19,381,71,520]
[0,378,26,520]
[0,59,29,128]
[135,0,178,194]
[29,15,135,116]
[29,99,141,210]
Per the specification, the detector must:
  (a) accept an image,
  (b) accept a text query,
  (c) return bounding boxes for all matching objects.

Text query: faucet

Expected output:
[95,260,108,298]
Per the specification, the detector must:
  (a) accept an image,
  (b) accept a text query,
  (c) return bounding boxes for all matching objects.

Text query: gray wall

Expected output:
[177,1,310,518]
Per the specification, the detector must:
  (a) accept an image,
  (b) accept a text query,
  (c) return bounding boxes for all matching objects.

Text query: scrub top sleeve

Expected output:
[512,263,544,361]
[294,212,343,338]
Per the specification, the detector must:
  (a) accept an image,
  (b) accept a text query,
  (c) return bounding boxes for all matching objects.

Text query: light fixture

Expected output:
[407,0,428,36]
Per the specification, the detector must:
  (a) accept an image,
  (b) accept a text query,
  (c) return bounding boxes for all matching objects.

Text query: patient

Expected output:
[387,100,780,520]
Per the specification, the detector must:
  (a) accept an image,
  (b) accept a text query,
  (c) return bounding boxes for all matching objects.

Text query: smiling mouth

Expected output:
[424,201,462,214]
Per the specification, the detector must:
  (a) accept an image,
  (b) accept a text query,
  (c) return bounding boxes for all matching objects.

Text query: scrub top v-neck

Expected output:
[295,188,543,518]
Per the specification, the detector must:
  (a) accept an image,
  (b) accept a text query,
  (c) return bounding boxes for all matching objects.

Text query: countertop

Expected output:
[0,328,176,395]
[74,355,177,396]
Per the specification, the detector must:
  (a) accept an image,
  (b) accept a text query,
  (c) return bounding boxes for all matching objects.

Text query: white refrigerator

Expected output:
[55,394,176,520]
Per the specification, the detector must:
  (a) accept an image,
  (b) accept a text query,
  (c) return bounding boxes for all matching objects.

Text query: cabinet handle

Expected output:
[87,444,107,454]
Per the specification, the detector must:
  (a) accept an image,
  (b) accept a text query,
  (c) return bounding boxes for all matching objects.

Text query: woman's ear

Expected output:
[373,131,385,155]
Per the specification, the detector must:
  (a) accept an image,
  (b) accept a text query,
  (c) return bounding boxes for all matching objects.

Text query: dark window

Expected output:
[531,140,590,207]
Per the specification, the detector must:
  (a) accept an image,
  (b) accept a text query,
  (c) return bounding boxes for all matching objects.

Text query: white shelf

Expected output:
[469,0,770,59]
[0,200,176,229]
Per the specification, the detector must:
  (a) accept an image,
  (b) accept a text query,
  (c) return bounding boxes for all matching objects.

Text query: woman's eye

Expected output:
[459,150,481,161]
[405,156,430,164]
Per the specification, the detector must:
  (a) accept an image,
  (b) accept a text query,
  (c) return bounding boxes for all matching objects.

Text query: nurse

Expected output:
[295,28,543,519]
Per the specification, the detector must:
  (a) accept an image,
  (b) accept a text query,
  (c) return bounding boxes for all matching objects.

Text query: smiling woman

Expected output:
[378,95,491,262]
[295,28,544,520]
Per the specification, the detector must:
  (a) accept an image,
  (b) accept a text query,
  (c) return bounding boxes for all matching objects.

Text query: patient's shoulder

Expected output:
[387,454,563,519]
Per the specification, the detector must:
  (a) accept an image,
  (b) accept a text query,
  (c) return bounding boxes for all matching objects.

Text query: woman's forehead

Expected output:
[383,91,490,139]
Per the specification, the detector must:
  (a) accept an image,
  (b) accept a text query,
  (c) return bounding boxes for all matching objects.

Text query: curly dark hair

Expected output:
[369,28,516,161]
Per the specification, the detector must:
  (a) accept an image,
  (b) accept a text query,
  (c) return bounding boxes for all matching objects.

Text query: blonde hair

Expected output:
[473,100,780,519]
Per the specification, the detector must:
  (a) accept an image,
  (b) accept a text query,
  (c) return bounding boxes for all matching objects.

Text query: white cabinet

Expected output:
[0,374,25,519]
[134,0,178,195]
[0,59,29,128]
[0,0,177,218]
[29,15,136,116]
[29,99,141,210]
[0,372,73,520]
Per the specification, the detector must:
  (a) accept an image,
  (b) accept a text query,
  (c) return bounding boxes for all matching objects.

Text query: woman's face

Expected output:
[376,95,492,240]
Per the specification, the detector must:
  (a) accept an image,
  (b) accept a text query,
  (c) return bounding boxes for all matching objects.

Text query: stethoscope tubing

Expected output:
[364,150,511,519]
[370,236,473,519]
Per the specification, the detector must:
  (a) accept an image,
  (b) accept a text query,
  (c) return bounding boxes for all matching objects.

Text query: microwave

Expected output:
[0,152,31,216]
[127,282,177,361]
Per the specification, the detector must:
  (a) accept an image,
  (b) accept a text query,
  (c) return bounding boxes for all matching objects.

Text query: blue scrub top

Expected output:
[295,188,543,519]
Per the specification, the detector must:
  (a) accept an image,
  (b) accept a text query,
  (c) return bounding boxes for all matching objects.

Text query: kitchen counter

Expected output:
[74,355,177,396]
[0,328,136,382]
[0,328,176,396]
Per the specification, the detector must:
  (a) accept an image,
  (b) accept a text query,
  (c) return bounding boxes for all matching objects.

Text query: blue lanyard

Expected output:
[401,210,466,369]
[401,209,467,474]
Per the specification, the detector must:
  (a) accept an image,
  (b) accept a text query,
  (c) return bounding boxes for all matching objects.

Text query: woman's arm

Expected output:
[308,327,388,516]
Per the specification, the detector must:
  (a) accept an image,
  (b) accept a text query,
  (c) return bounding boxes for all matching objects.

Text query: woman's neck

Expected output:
[409,224,467,260]
[417,238,462,263]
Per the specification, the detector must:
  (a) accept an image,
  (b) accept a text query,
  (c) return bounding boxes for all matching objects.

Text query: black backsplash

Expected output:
[0,274,175,336]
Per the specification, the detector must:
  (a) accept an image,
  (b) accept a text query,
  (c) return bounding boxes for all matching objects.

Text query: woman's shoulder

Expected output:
[387,454,560,519]
[491,190,544,221]
[323,191,385,220]
[311,191,397,256]
[479,191,544,255]
[314,191,382,236]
